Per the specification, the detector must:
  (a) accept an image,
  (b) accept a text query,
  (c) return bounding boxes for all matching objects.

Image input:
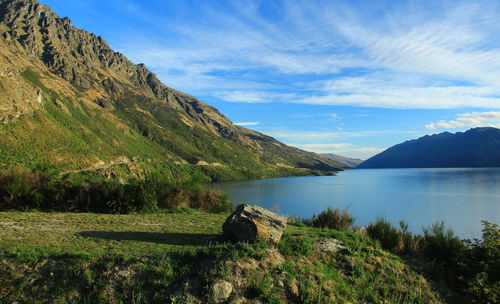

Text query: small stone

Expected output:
[229,297,247,304]
[118,270,130,277]
[210,280,233,303]
[277,280,284,288]
[318,238,346,252]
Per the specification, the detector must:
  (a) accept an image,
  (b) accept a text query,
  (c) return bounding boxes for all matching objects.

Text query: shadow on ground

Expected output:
[78,231,222,246]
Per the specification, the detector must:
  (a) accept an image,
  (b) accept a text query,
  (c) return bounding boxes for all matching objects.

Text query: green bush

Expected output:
[0,167,64,211]
[191,188,232,213]
[423,221,466,269]
[310,207,354,231]
[366,218,401,251]
[0,166,231,214]
[461,221,500,303]
[365,218,500,302]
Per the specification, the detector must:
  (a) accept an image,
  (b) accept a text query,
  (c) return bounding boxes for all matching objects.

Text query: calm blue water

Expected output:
[217,168,500,239]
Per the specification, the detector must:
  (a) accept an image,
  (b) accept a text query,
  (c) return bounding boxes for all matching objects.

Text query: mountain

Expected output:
[321,153,363,168]
[0,0,343,179]
[358,127,500,169]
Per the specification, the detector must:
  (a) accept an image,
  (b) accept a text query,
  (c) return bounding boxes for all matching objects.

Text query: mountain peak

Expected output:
[358,128,500,168]
[0,0,236,131]
[0,0,343,174]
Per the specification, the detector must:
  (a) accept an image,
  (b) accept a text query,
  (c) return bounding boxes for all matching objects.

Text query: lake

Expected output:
[217,168,500,239]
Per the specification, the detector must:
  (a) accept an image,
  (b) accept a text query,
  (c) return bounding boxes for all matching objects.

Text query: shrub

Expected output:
[191,188,232,213]
[401,230,423,257]
[158,187,232,213]
[157,188,191,210]
[461,221,500,303]
[0,166,231,214]
[311,207,354,231]
[422,221,466,269]
[365,218,499,302]
[287,216,306,227]
[366,218,401,251]
[365,219,466,263]
[0,167,63,211]
[366,218,423,256]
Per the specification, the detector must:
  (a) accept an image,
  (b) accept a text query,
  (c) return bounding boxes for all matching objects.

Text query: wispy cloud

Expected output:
[113,0,500,109]
[215,91,298,103]
[425,111,500,130]
[235,121,259,126]
[268,129,420,142]
[329,113,340,120]
[292,143,385,160]
[262,129,419,159]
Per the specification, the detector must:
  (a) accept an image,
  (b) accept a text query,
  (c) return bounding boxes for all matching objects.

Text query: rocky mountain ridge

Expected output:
[358,127,500,168]
[0,0,343,175]
[0,0,233,133]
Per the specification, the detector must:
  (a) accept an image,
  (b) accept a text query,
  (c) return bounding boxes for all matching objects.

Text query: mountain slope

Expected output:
[321,153,363,168]
[358,127,500,168]
[0,0,342,178]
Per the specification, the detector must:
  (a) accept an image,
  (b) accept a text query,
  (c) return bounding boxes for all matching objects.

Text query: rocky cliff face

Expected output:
[0,0,342,174]
[0,0,233,132]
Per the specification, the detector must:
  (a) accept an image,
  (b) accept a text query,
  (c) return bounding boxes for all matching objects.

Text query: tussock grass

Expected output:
[309,207,355,231]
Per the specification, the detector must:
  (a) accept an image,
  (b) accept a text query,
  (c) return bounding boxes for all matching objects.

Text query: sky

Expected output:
[40,0,500,159]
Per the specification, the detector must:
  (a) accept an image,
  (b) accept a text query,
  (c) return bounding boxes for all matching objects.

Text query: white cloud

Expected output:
[214,91,298,104]
[425,111,500,130]
[295,143,354,150]
[261,129,418,159]
[292,143,385,160]
[110,0,500,109]
[235,122,259,126]
[330,113,340,120]
[295,76,500,109]
[268,129,419,142]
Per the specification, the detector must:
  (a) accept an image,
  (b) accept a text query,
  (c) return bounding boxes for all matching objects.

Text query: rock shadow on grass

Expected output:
[78,231,221,246]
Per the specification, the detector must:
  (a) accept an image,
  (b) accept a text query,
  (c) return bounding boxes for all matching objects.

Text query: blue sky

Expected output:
[40,0,500,159]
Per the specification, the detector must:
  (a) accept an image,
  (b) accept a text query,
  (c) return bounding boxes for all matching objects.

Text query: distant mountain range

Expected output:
[0,0,343,178]
[321,153,363,168]
[358,127,500,168]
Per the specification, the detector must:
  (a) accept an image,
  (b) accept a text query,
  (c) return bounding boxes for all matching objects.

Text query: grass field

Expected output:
[0,209,227,257]
[0,209,448,303]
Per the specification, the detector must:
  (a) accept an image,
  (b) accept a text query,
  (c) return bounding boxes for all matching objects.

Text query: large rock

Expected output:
[222,204,287,243]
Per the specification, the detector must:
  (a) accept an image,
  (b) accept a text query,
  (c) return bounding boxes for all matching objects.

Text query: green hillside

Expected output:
[0,0,343,181]
[0,210,445,303]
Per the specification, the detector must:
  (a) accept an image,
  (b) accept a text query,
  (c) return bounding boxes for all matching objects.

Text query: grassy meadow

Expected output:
[0,208,448,303]
[0,209,226,257]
